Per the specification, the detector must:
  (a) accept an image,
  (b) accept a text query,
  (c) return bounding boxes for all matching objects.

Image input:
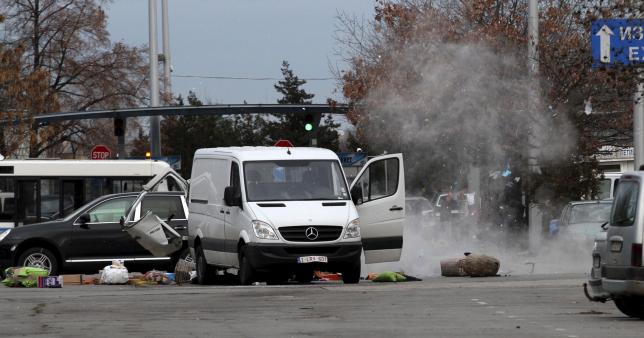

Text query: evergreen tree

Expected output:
[270,61,339,149]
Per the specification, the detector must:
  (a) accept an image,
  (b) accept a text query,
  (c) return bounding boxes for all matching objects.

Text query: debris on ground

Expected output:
[366,272,422,282]
[313,271,342,281]
[2,267,49,287]
[174,257,196,284]
[440,252,500,277]
[99,260,129,284]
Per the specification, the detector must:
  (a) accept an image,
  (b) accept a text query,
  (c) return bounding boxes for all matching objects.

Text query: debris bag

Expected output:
[174,257,196,284]
[462,253,500,277]
[440,258,467,277]
[366,271,410,282]
[143,270,172,285]
[2,267,49,287]
[122,211,183,257]
[99,262,129,284]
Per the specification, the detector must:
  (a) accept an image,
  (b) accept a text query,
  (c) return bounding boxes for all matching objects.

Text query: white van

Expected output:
[187,147,405,285]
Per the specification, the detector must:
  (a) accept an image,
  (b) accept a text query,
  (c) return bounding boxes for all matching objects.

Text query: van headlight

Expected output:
[0,229,11,242]
[343,219,360,239]
[252,221,278,240]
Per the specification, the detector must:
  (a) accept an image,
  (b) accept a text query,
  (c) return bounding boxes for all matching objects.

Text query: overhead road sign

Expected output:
[592,19,644,67]
[26,104,348,126]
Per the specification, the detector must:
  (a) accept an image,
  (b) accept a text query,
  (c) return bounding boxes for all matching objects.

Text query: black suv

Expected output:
[0,192,188,275]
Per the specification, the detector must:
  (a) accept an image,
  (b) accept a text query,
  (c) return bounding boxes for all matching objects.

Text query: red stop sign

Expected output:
[274,139,294,147]
[90,145,112,160]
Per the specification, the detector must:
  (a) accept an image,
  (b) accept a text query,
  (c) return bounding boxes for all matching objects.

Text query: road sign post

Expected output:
[592,19,644,169]
[90,145,112,160]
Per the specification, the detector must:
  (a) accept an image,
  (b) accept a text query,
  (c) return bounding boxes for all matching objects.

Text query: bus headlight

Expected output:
[344,219,360,239]
[0,229,11,242]
[252,221,278,240]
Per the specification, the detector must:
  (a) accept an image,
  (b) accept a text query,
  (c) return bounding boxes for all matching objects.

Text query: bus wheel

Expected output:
[18,247,59,276]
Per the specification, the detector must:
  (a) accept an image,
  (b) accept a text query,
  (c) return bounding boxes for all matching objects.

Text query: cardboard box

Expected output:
[37,276,63,288]
[61,274,82,285]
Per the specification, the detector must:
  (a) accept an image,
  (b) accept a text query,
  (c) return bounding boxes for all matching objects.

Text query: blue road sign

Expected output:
[337,152,367,167]
[592,19,644,67]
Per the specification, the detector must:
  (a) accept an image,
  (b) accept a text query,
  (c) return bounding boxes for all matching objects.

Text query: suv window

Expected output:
[141,195,186,220]
[611,181,639,226]
[88,197,136,223]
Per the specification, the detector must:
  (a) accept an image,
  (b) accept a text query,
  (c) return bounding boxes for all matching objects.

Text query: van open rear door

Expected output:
[350,153,405,263]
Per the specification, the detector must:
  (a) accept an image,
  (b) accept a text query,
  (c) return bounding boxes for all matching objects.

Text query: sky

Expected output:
[105,0,375,104]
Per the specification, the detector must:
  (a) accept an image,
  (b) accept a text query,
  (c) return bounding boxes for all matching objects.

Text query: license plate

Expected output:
[611,241,623,252]
[297,256,328,264]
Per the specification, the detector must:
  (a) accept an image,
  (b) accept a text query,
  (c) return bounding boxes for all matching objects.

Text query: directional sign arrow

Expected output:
[596,24,614,64]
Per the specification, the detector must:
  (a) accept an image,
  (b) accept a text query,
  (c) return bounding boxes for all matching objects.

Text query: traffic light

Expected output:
[114,118,125,137]
[304,113,314,132]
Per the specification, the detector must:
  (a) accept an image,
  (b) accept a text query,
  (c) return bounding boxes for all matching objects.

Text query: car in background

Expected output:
[550,200,612,241]
[0,192,189,276]
[405,196,433,217]
[432,192,475,220]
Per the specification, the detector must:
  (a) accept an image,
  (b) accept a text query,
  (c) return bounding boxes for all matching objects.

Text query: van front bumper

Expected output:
[244,242,362,272]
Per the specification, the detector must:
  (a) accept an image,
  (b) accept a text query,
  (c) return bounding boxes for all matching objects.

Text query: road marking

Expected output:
[477,301,487,305]
[555,328,566,332]
[495,311,505,314]
[471,298,479,301]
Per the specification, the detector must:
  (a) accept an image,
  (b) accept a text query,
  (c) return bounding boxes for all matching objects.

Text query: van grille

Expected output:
[279,226,343,242]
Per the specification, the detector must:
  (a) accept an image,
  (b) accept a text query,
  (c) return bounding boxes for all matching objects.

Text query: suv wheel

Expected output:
[18,247,59,275]
[614,297,644,319]
[195,245,215,285]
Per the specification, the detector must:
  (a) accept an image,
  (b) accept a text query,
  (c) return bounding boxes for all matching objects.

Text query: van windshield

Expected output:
[244,160,349,201]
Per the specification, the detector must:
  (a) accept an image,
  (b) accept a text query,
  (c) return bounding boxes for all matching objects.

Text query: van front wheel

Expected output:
[614,297,644,319]
[239,247,256,285]
[342,259,361,284]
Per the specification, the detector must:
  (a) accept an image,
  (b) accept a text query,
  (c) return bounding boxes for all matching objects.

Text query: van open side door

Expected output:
[350,153,405,263]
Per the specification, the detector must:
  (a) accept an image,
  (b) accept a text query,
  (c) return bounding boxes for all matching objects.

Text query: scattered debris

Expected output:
[578,309,609,315]
[366,272,422,282]
[314,271,342,281]
[99,260,129,285]
[2,267,49,287]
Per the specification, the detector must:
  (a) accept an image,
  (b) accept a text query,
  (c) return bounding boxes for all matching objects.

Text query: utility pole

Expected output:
[634,1,644,169]
[161,0,172,103]
[149,0,161,157]
[527,0,542,252]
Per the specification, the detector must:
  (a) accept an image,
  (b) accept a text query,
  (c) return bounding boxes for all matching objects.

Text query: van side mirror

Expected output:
[351,186,363,205]
[78,213,90,224]
[224,186,242,208]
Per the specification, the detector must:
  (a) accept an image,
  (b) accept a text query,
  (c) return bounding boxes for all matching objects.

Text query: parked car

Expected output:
[0,191,189,276]
[585,227,610,301]
[405,196,433,227]
[550,200,612,242]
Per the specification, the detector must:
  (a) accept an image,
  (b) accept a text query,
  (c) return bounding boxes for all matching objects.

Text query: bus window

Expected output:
[0,178,15,222]
[85,178,110,202]
[40,179,60,221]
[17,180,38,225]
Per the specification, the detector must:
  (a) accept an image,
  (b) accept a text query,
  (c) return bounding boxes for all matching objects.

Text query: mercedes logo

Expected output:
[305,227,319,241]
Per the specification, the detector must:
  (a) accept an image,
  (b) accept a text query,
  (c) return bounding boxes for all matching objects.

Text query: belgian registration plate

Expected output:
[297,256,328,264]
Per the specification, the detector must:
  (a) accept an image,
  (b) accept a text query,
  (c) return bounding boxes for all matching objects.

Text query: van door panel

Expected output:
[350,154,405,263]
[190,157,230,265]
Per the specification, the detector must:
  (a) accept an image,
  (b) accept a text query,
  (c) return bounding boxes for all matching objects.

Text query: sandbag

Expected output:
[462,254,500,277]
[440,258,467,277]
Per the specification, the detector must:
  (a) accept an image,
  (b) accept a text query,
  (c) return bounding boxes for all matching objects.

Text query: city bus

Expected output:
[0,160,186,228]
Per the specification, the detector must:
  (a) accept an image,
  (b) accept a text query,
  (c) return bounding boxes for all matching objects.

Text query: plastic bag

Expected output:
[2,267,49,287]
[99,265,129,284]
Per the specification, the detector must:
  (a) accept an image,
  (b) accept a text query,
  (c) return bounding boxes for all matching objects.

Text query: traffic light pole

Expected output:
[117,118,126,159]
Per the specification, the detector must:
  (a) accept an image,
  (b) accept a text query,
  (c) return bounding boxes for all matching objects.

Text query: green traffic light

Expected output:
[305,123,313,131]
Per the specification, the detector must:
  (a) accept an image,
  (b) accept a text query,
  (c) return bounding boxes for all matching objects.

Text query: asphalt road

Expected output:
[0,273,641,338]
